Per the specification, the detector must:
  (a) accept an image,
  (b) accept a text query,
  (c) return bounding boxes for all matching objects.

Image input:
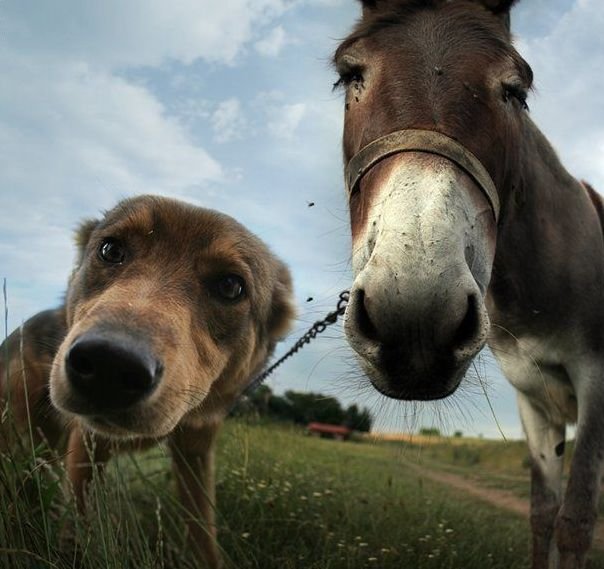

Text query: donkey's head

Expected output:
[336,0,531,399]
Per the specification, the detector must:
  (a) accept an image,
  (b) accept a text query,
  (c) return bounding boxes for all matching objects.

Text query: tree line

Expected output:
[232,385,372,432]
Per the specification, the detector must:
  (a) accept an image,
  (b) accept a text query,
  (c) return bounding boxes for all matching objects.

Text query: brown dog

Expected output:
[0,195,295,567]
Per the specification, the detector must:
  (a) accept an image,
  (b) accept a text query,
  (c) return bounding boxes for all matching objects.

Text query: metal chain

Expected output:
[242,290,350,398]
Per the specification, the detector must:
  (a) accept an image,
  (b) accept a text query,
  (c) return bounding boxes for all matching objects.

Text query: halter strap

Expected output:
[345,129,500,222]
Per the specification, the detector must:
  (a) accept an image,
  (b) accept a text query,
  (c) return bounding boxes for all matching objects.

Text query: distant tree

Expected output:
[267,392,293,420]
[344,404,372,432]
[419,427,441,437]
[344,404,360,428]
[453,430,463,438]
[231,386,373,431]
[250,384,271,415]
[284,391,345,426]
[356,409,372,432]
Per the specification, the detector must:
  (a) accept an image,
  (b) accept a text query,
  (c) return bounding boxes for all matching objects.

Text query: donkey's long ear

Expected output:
[478,0,520,32]
[358,0,379,17]
[480,0,519,14]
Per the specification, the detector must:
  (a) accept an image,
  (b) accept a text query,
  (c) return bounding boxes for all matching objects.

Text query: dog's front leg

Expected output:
[66,423,112,512]
[170,422,222,569]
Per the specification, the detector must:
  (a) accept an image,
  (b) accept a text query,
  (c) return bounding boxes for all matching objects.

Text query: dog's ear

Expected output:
[267,261,296,341]
[74,218,100,266]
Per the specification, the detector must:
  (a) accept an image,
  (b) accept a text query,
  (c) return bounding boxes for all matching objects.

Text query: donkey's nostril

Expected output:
[355,288,380,343]
[452,294,480,350]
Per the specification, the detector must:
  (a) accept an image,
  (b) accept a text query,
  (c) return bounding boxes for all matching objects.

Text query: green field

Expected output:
[2,420,604,568]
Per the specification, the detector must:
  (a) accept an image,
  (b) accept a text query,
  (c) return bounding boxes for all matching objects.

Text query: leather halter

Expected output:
[345,129,500,223]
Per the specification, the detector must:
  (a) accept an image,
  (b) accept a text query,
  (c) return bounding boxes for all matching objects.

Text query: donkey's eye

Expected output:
[333,68,364,91]
[98,238,126,264]
[212,275,246,302]
[502,84,529,111]
[334,54,365,91]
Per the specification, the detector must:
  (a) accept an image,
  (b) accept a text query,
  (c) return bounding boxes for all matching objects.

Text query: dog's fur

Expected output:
[0,195,295,567]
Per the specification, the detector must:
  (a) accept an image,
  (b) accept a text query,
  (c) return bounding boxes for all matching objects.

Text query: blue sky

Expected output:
[1,0,603,438]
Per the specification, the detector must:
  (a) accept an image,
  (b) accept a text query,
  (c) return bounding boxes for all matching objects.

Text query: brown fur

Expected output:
[0,195,295,568]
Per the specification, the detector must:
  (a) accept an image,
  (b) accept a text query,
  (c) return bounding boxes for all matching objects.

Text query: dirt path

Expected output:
[406,462,604,550]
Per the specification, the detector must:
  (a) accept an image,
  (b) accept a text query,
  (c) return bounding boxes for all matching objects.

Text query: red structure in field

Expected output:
[307,422,352,441]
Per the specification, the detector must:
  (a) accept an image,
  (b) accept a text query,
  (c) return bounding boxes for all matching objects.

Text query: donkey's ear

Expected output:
[475,0,518,33]
[358,0,379,16]
[478,0,520,32]
[480,0,520,14]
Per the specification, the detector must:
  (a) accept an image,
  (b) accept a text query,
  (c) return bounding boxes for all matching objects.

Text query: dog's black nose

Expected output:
[65,331,162,411]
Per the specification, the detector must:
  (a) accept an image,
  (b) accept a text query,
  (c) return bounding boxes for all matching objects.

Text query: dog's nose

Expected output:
[65,331,162,410]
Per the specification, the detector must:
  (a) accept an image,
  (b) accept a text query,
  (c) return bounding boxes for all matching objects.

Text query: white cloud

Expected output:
[516,0,604,189]
[268,103,307,139]
[173,98,213,125]
[255,26,290,57]
[304,0,345,4]
[211,98,247,143]
[0,54,222,209]
[3,0,290,68]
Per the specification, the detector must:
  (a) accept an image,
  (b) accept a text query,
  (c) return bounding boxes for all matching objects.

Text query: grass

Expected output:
[6,417,604,569]
[391,436,534,498]
[216,421,532,569]
[389,434,604,517]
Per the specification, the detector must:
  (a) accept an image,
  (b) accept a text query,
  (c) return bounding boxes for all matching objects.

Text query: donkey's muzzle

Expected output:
[345,277,488,400]
[65,330,162,412]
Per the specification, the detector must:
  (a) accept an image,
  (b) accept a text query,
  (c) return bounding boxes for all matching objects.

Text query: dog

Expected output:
[0,194,295,567]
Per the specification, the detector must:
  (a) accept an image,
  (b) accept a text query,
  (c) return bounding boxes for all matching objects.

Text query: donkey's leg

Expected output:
[518,392,565,569]
[555,377,604,569]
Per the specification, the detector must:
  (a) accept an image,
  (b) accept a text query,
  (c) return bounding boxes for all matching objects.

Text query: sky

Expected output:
[1,0,603,439]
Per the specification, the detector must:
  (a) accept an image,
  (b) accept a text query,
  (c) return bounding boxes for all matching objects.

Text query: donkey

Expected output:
[335,1,604,568]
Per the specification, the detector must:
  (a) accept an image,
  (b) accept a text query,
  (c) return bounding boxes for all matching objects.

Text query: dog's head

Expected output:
[50,195,294,438]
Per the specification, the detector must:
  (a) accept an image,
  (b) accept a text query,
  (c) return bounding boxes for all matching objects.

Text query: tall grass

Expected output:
[0,413,536,569]
[5,413,604,568]
[0,417,207,568]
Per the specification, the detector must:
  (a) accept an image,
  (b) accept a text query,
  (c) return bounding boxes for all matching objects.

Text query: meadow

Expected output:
[3,419,604,569]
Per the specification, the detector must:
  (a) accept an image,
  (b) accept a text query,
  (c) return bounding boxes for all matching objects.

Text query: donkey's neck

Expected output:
[487,116,604,335]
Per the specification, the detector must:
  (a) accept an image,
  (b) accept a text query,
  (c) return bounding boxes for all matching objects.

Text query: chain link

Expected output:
[242,290,350,398]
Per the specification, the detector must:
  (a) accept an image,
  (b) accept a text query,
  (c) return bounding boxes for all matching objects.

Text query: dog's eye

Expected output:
[213,275,245,301]
[98,238,126,264]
